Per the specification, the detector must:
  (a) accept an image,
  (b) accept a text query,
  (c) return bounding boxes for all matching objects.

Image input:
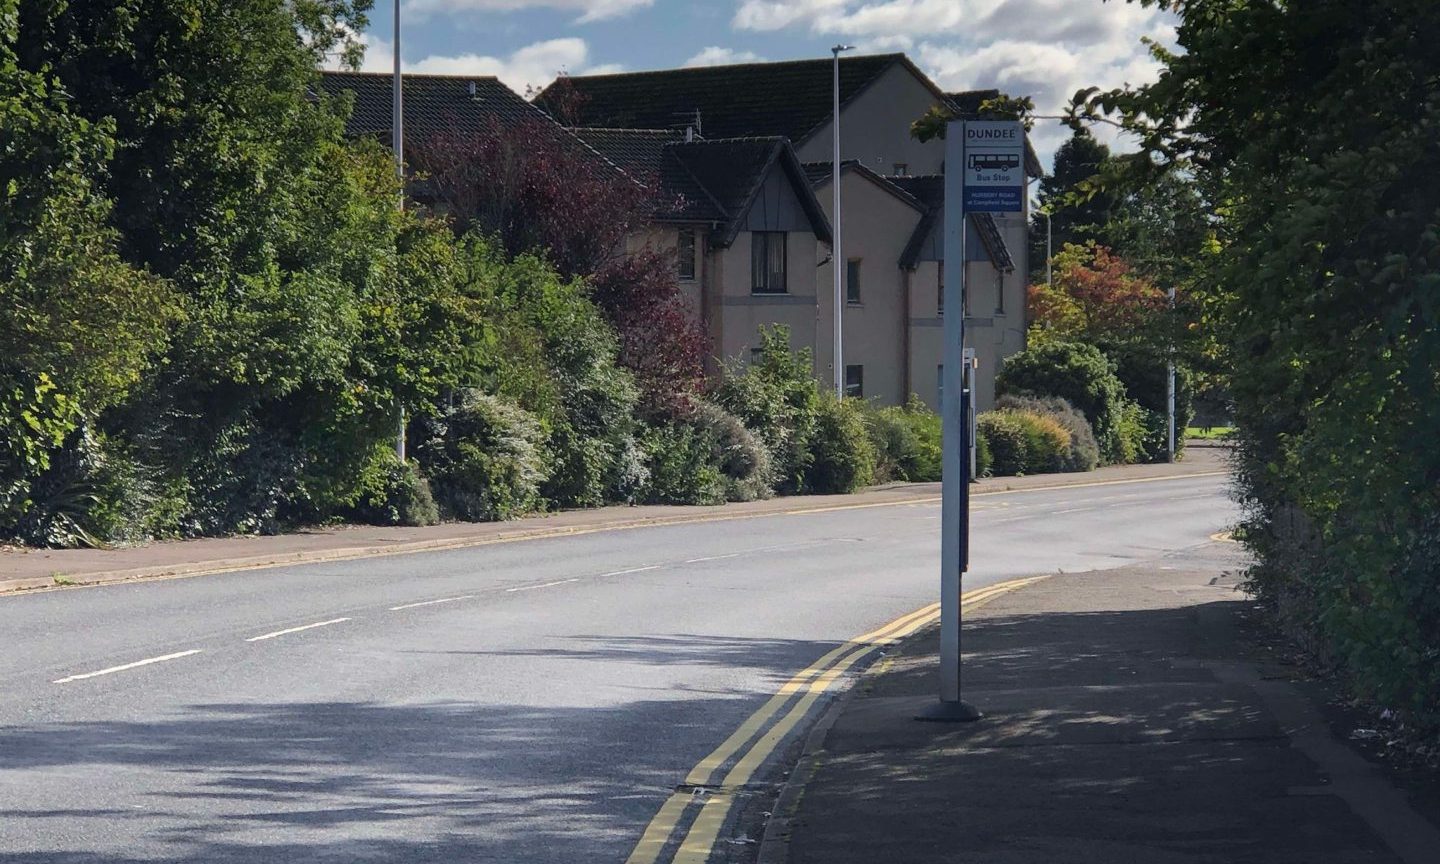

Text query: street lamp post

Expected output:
[831,44,853,398]
[392,0,406,461]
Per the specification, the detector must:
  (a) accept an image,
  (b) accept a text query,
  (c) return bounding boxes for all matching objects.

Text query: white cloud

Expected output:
[684,46,765,67]
[408,37,615,93]
[325,36,618,94]
[731,0,1177,162]
[403,0,653,24]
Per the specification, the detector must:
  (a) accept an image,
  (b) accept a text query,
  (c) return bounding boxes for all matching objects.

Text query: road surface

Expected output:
[0,474,1236,863]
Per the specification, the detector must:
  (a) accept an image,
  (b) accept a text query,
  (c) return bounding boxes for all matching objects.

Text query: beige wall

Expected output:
[709,229,822,374]
[812,171,923,406]
[906,257,1023,413]
[796,63,947,176]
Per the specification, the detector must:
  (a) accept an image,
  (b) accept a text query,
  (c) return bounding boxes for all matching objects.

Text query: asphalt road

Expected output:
[0,474,1237,863]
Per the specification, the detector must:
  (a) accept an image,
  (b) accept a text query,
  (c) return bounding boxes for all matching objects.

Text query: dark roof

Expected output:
[802,160,925,213]
[888,175,1014,272]
[316,71,554,141]
[535,54,937,145]
[569,130,831,246]
[943,90,1045,178]
[571,127,725,222]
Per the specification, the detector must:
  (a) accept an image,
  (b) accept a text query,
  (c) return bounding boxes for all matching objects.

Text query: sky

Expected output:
[337,0,1178,168]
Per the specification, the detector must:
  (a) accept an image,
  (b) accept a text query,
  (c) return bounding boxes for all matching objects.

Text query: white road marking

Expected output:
[506,578,580,593]
[53,650,203,684]
[599,565,662,577]
[245,618,351,642]
[683,554,740,564]
[389,596,474,611]
[1053,507,1097,514]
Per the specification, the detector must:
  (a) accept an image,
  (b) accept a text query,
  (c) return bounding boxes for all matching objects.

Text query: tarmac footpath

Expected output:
[763,541,1440,864]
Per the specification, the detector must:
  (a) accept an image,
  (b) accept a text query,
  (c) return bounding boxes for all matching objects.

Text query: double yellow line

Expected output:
[625,575,1049,864]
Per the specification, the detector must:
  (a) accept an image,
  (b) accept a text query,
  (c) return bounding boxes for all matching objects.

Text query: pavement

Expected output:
[1,466,1235,863]
[768,544,1440,864]
[0,446,1228,594]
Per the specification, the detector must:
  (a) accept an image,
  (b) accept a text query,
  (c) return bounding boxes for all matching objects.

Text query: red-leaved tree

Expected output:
[588,249,708,419]
[413,117,656,279]
[412,118,707,416]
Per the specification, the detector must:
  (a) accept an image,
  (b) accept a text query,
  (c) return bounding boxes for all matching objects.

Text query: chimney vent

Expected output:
[468,80,477,98]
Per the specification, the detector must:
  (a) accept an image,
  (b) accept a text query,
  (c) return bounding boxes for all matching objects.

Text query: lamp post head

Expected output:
[832,44,854,55]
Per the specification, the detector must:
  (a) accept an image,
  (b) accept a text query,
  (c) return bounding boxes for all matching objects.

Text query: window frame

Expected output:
[677,227,697,282]
[751,231,789,294]
[846,258,862,305]
[844,364,864,399]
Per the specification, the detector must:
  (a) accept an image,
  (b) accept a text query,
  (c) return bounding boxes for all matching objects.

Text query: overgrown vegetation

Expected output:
[1074,0,1440,734]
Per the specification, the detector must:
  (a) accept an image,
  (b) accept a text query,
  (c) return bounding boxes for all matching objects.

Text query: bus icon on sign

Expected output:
[968,153,1021,172]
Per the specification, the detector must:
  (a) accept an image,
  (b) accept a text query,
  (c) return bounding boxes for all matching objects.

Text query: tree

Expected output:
[1027,243,1167,349]
[414,119,707,420]
[587,250,708,420]
[1076,0,1440,730]
[412,118,658,279]
[1029,129,1116,280]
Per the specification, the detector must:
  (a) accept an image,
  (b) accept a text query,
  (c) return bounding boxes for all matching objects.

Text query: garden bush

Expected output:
[349,456,440,527]
[979,412,1028,477]
[995,394,1100,473]
[691,401,774,502]
[713,326,820,493]
[415,391,549,521]
[975,423,993,479]
[977,409,1072,476]
[805,395,877,494]
[867,398,942,483]
[996,341,1131,464]
[638,422,726,506]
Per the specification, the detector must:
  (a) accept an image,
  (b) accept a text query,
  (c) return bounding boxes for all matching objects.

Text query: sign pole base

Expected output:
[914,700,983,723]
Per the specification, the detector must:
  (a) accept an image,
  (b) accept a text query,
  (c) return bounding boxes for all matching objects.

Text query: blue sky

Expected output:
[339,1,1177,166]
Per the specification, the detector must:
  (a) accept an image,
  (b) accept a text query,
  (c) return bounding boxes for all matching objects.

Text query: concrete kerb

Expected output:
[0,463,1228,597]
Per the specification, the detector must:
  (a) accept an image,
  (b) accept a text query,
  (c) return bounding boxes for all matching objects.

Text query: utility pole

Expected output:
[1167,284,1177,463]
[1046,207,1053,288]
[392,0,407,462]
[831,44,853,398]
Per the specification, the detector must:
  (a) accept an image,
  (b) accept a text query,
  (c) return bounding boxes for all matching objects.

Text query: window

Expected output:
[893,163,909,176]
[995,269,1005,314]
[937,261,944,315]
[750,347,764,365]
[845,365,864,399]
[751,232,788,293]
[677,228,696,281]
[846,259,862,305]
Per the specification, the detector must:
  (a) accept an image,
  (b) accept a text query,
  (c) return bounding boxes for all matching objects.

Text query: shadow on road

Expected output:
[1,632,854,863]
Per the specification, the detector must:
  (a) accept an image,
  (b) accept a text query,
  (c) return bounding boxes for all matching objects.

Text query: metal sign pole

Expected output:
[917,119,979,722]
[919,117,1024,723]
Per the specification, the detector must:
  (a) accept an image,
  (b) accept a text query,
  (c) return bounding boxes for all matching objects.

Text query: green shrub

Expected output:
[996,341,1131,464]
[691,401,774,502]
[975,423,993,479]
[1114,401,1148,466]
[805,395,877,494]
[416,391,549,521]
[350,456,440,527]
[459,243,642,511]
[995,394,1100,473]
[977,409,1073,476]
[979,412,1029,476]
[713,326,819,493]
[867,407,919,484]
[1109,347,1192,462]
[867,398,943,483]
[639,422,726,505]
